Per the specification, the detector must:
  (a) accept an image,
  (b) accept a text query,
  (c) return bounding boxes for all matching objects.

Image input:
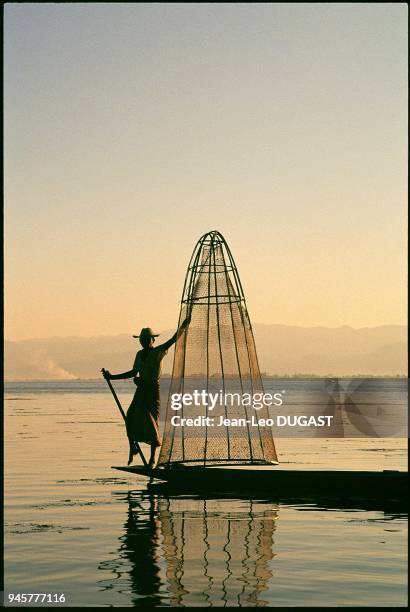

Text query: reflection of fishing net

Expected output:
[159,497,277,606]
[98,491,278,606]
[158,231,278,467]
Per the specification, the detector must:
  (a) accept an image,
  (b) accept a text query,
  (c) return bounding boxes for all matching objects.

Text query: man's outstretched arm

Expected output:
[156,316,191,351]
[102,368,137,380]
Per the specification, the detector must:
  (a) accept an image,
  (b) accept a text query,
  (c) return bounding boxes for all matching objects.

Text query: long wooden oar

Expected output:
[101,369,148,467]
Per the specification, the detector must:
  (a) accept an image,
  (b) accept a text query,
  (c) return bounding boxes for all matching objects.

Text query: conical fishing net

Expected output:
[157,231,278,467]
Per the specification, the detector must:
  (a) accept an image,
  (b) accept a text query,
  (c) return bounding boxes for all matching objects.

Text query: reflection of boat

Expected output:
[112,464,407,504]
[98,490,278,607]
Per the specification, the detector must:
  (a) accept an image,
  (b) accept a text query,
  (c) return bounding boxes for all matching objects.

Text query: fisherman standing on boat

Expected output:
[103,317,190,468]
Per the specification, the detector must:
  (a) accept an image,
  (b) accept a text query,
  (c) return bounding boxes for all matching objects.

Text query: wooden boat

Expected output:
[112,464,407,502]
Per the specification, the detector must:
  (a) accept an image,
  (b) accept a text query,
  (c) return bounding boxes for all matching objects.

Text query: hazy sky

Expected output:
[5,3,407,340]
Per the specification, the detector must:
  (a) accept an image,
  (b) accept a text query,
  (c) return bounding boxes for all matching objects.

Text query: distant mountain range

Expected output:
[4,324,407,380]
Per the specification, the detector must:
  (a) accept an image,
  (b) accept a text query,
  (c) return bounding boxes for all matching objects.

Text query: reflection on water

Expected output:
[4,386,408,607]
[99,491,278,607]
[99,491,163,606]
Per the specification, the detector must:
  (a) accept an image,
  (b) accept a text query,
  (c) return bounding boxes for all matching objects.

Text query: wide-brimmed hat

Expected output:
[133,327,159,339]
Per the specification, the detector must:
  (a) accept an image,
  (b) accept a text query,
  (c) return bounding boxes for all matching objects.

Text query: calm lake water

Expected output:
[4,381,408,607]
